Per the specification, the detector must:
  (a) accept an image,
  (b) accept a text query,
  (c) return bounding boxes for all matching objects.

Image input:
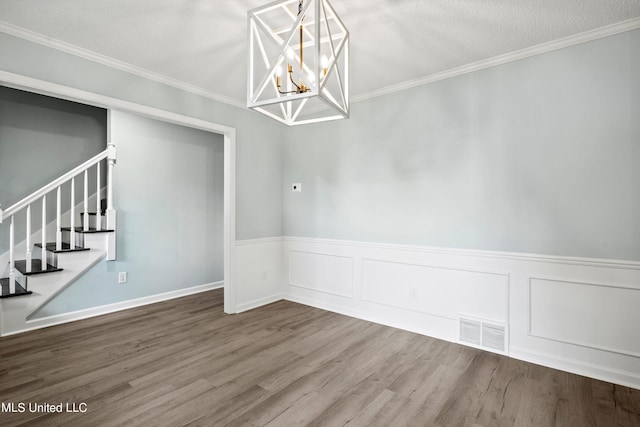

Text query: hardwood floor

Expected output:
[0,289,638,426]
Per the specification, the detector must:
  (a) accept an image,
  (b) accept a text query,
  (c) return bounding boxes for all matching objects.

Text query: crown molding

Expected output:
[2,17,639,110]
[0,20,246,110]
[352,17,640,104]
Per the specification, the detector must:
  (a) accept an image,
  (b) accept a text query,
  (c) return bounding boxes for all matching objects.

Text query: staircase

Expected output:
[0,143,117,336]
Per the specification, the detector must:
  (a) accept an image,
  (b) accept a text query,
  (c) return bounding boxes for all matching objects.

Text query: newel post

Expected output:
[106,142,116,229]
[106,142,117,260]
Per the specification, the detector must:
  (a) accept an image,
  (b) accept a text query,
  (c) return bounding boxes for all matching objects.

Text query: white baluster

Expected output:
[9,215,16,294]
[70,177,76,249]
[106,143,116,230]
[96,162,101,231]
[83,169,89,231]
[42,195,47,271]
[26,205,32,273]
[56,186,62,251]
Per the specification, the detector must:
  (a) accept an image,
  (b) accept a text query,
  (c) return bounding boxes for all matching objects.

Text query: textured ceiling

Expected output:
[1,0,640,107]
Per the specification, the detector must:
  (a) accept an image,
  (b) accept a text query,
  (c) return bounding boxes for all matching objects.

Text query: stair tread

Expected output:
[61,226,114,233]
[80,211,106,216]
[0,278,33,298]
[35,242,90,253]
[13,260,63,276]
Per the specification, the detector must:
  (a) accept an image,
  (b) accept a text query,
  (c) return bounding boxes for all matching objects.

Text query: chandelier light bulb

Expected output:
[248,0,350,125]
[320,54,329,76]
[320,55,329,69]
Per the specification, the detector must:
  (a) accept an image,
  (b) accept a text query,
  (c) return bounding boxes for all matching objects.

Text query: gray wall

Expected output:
[0,86,107,254]
[283,29,640,261]
[33,111,224,316]
[0,32,283,240]
[0,31,282,315]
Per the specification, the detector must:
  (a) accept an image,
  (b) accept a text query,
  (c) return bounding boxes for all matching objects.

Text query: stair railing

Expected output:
[0,143,116,294]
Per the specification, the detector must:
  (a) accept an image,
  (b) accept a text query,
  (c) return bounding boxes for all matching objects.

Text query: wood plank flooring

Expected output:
[0,289,638,426]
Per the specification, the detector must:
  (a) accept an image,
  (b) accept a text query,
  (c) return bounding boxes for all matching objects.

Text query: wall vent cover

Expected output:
[460,319,482,346]
[459,317,507,354]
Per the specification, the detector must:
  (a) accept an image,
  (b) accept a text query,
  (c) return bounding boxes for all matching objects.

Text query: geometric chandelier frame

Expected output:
[247,0,349,126]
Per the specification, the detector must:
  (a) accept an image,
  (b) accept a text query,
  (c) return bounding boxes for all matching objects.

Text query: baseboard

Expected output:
[235,293,283,313]
[285,294,640,391]
[3,281,223,336]
[282,236,640,391]
[510,346,640,391]
[284,293,455,345]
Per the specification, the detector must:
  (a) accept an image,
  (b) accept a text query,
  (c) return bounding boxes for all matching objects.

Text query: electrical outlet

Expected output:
[261,270,267,280]
[118,272,127,284]
[292,183,302,192]
[409,287,417,299]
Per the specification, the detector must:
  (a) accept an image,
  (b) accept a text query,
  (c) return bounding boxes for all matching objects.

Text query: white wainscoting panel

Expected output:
[283,236,640,390]
[362,258,507,322]
[234,237,284,312]
[530,277,640,358]
[289,250,354,298]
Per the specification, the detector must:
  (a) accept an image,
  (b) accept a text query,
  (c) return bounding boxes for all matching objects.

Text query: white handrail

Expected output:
[1,149,109,221]
[1,144,118,289]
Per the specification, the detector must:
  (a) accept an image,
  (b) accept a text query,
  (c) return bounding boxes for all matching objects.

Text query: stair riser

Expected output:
[61,230,85,248]
[2,258,62,295]
[60,229,112,251]
[1,248,108,335]
[79,213,106,230]
[11,271,27,288]
[37,247,59,268]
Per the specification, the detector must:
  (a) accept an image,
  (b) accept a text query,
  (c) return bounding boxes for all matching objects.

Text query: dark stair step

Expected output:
[0,278,32,298]
[80,211,105,216]
[61,227,114,234]
[14,260,63,276]
[35,242,90,253]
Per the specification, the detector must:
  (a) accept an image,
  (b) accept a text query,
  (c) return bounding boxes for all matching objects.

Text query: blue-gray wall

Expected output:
[0,86,107,254]
[2,25,639,319]
[0,31,282,315]
[33,111,224,316]
[0,32,284,240]
[283,29,640,261]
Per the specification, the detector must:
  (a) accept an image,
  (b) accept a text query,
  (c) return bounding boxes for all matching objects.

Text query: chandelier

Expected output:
[247,0,349,126]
